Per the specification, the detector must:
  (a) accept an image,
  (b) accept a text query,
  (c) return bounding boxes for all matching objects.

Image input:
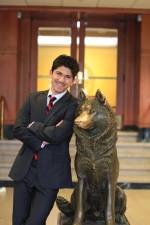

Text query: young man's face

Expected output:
[50,66,74,94]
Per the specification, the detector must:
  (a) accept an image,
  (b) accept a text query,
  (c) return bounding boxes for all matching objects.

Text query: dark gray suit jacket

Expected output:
[9,90,78,188]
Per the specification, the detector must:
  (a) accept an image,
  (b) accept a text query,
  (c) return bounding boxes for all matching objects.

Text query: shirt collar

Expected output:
[47,89,67,102]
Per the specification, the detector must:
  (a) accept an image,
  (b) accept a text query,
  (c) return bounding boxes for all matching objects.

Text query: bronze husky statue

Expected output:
[57,90,130,225]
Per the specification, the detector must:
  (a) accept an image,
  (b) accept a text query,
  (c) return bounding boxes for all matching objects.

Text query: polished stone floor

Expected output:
[0,187,150,225]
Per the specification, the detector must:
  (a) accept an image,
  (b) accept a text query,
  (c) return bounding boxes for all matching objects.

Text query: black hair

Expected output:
[51,54,79,79]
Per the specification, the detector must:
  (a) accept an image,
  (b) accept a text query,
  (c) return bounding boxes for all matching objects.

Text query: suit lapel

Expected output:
[44,91,71,124]
[37,90,48,121]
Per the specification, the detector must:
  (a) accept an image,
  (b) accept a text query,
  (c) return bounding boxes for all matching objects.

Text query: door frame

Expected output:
[29,12,138,127]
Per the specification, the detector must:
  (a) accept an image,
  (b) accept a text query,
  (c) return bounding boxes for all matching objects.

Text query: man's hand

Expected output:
[40,120,63,148]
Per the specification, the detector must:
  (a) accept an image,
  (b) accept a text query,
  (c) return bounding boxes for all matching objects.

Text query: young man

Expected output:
[9,55,79,225]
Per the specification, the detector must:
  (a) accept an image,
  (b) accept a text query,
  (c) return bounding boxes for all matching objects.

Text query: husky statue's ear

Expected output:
[95,89,106,104]
[78,89,86,103]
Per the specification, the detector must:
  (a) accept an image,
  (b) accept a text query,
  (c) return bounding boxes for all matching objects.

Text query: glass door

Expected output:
[75,17,118,108]
[36,20,118,107]
[84,27,118,108]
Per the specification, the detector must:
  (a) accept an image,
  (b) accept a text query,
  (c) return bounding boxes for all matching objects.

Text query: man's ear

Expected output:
[78,89,86,103]
[95,89,106,104]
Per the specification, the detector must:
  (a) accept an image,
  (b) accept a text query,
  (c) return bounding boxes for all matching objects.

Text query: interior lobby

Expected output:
[0,0,150,225]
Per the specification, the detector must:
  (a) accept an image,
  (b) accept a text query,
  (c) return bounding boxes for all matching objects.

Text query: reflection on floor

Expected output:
[0,187,150,225]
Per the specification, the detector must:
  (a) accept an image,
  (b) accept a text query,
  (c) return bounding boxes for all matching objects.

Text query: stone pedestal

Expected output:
[57,212,130,225]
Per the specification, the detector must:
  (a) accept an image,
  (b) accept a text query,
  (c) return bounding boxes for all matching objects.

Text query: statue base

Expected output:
[57,213,130,225]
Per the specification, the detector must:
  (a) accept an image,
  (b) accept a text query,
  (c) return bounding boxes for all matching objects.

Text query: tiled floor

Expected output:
[0,187,150,225]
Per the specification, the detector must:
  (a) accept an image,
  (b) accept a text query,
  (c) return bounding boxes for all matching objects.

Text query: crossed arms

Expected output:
[13,94,77,152]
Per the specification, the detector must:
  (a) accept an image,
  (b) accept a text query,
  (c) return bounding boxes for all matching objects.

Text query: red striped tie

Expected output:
[46,95,56,113]
[33,95,56,161]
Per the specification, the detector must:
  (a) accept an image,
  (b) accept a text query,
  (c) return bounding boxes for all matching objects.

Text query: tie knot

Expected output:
[49,95,56,103]
[46,95,56,113]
